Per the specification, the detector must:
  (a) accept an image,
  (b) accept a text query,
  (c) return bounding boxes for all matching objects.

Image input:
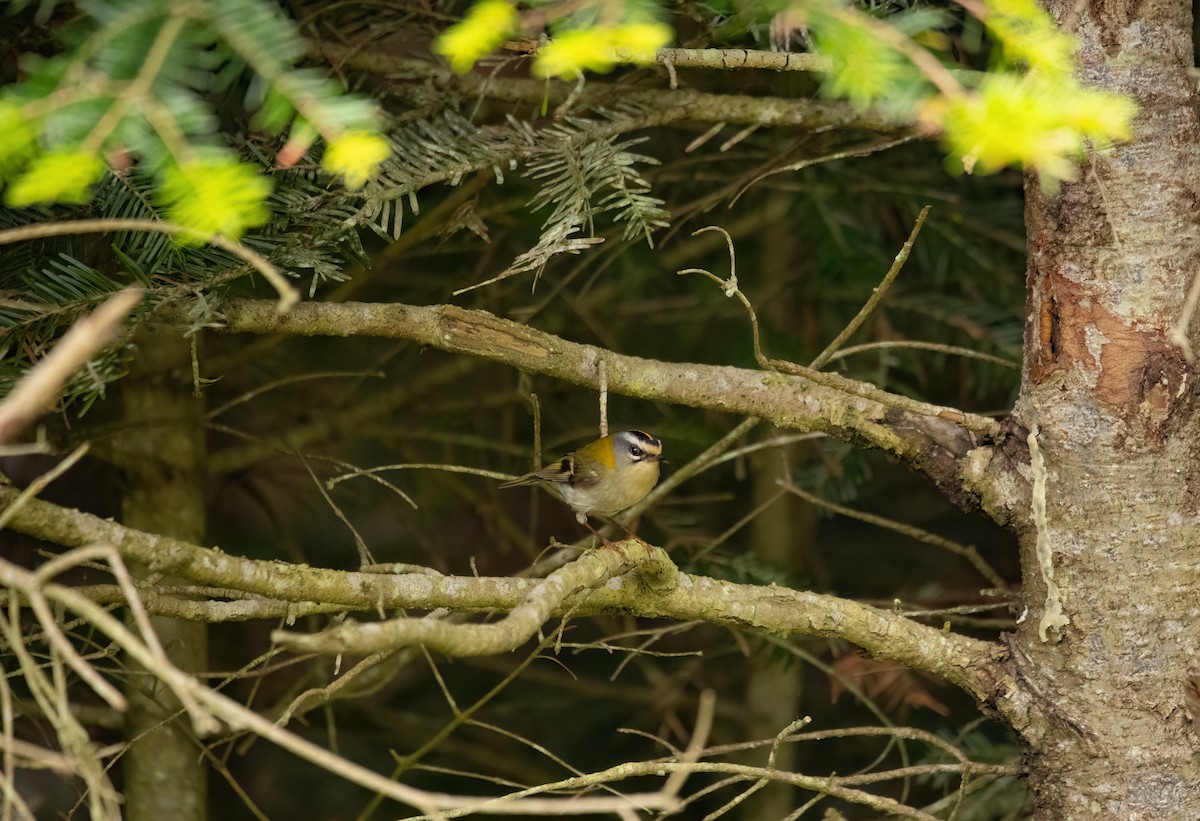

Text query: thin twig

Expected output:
[828,339,1018,369]
[396,759,949,820]
[328,463,514,488]
[731,134,915,206]
[692,488,788,561]
[777,479,1008,589]
[672,212,992,443]
[25,588,128,712]
[662,689,716,796]
[0,554,448,816]
[206,422,419,509]
[207,370,384,419]
[811,206,932,369]
[0,445,90,532]
[358,639,552,819]
[678,227,770,370]
[766,637,913,793]
[597,359,608,437]
[301,457,376,566]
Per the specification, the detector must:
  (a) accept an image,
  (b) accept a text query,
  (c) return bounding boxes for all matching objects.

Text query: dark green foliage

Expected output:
[0,252,136,403]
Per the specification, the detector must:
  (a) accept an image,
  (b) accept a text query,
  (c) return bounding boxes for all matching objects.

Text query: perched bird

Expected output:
[500,430,663,538]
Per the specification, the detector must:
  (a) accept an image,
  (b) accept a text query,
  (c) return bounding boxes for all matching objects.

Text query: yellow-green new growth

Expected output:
[535,22,671,78]
[158,159,272,240]
[433,0,519,73]
[940,73,1135,180]
[323,131,392,191]
[433,0,671,79]
[5,152,105,207]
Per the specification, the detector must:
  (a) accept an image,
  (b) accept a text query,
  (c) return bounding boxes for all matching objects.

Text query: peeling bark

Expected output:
[1008,0,1200,812]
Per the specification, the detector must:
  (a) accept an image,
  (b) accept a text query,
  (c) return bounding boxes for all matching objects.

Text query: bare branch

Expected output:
[810,206,930,369]
[0,551,451,815]
[642,47,832,73]
[394,758,1002,820]
[777,479,1008,589]
[497,42,834,73]
[207,298,1011,512]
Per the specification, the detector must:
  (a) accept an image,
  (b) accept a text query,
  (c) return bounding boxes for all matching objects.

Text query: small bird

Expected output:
[499,430,663,539]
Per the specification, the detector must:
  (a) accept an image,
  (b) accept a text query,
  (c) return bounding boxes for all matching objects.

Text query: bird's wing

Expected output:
[538,456,601,484]
[499,453,604,489]
[499,456,593,488]
[563,454,601,488]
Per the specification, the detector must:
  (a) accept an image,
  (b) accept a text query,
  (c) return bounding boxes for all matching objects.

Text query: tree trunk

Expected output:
[1013,0,1200,813]
[740,433,810,817]
[120,325,209,821]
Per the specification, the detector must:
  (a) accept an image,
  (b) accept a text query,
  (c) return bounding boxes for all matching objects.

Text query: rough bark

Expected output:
[1008,0,1200,813]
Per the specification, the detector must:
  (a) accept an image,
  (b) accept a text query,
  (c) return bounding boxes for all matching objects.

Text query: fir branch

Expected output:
[318,44,901,132]
[302,105,669,284]
[526,125,668,244]
[0,218,297,310]
[0,289,141,443]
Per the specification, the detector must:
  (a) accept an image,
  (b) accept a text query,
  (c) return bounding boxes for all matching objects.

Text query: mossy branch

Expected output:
[274,541,679,656]
[0,487,1004,705]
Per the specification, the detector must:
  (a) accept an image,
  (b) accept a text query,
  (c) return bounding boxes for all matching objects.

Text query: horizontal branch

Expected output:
[645,47,833,73]
[499,41,835,73]
[208,298,1008,510]
[0,487,1005,705]
[317,44,901,133]
[64,585,351,621]
[274,543,678,656]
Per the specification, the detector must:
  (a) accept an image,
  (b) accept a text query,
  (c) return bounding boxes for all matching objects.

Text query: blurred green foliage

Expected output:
[436,0,1132,181]
[0,0,387,233]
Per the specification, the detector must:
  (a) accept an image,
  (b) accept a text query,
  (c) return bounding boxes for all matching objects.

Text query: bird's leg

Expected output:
[576,513,613,546]
[593,515,647,556]
[597,514,637,540]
